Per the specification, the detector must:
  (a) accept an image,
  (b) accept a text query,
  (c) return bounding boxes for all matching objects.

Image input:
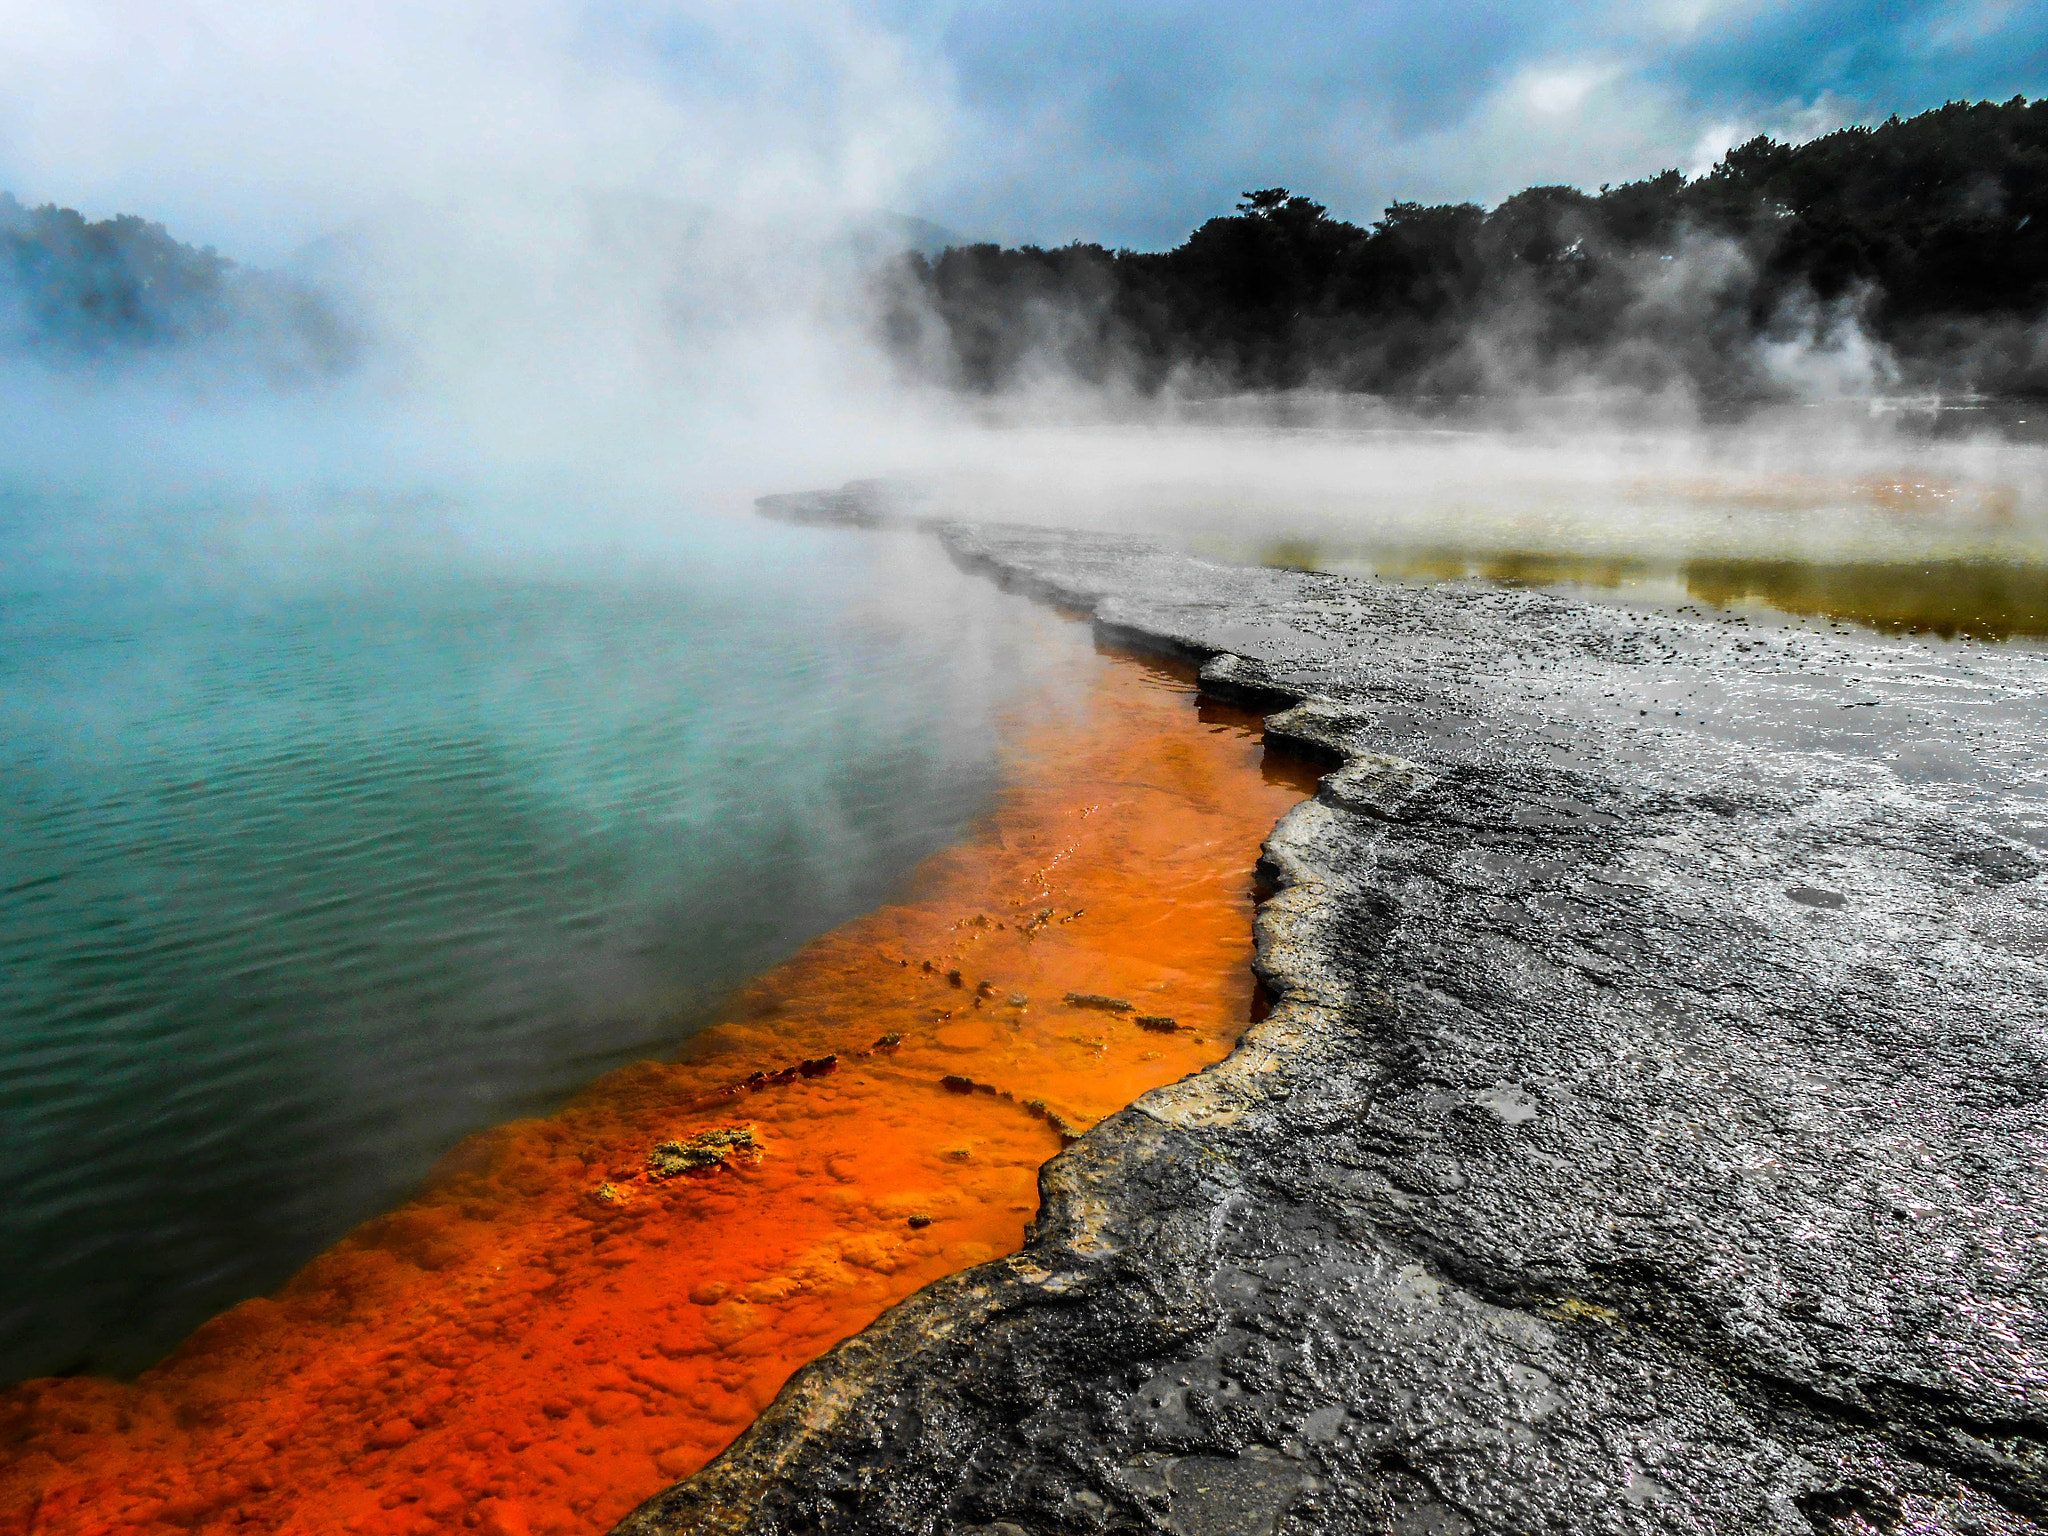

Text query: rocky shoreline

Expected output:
[616,484,2048,1535]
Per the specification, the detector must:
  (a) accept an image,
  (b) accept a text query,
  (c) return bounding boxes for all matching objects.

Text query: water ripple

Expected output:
[0,520,1044,1382]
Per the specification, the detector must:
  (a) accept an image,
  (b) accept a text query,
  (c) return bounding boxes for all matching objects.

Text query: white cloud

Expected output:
[1630,0,1775,41]
[0,0,955,257]
[1923,0,2024,50]
[0,1,2015,265]
[1683,90,1860,177]
[1352,62,1710,207]
[1522,65,1620,117]
[1255,57,1871,227]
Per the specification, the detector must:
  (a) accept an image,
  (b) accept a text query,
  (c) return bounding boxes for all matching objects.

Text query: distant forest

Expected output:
[0,193,353,376]
[882,98,2048,399]
[10,98,2047,398]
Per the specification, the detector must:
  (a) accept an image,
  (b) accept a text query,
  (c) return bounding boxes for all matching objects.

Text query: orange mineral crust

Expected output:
[0,648,1317,1536]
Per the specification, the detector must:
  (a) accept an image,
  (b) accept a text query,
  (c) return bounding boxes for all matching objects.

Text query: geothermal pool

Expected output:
[0,502,1049,1388]
[6,425,2046,1533]
[902,412,2048,640]
[0,615,1315,1536]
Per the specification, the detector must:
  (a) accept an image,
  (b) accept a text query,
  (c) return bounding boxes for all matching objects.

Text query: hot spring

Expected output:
[0,489,1054,1385]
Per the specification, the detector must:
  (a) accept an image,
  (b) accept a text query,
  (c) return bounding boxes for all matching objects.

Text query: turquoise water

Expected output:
[0,495,1038,1382]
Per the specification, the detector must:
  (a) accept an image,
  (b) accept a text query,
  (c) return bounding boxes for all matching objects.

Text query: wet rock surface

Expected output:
[617,488,2048,1536]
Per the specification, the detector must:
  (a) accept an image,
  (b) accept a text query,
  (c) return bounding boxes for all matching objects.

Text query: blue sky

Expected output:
[909,0,2048,247]
[0,0,2041,258]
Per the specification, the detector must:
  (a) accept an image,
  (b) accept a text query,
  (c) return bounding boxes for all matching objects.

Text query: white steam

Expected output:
[0,1,2041,597]
[0,0,967,529]
[0,0,948,254]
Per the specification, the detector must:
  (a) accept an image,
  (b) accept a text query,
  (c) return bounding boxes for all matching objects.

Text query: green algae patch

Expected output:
[646,1125,762,1179]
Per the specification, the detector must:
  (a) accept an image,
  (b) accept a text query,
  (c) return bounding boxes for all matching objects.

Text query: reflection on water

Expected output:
[1459,550,1649,591]
[1259,540,2048,641]
[1000,417,2048,643]
[1629,471,2022,525]
[1684,558,2048,641]
[0,507,1044,1385]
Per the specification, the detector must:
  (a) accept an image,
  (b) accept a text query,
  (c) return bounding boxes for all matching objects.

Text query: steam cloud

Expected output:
[0,0,966,537]
[0,2,2041,584]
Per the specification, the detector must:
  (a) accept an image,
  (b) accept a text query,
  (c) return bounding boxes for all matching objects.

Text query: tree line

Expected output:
[0,193,354,376]
[10,98,2046,398]
[881,97,2048,399]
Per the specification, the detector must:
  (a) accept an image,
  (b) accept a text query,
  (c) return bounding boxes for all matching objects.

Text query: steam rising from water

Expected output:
[2,0,2047,1403]
[873,403,2048,617]
[1,2,2041,599]
[0,0,965,530]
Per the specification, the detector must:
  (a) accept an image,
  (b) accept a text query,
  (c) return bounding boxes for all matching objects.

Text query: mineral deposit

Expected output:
[618,485,2048,1536]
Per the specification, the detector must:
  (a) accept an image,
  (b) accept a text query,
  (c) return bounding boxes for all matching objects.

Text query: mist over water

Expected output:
[0,3,990,1388]
[4,0,2047,1409]
[876,398,2048,640]
[7,197,2048,1390]
[0,492,1063,1382]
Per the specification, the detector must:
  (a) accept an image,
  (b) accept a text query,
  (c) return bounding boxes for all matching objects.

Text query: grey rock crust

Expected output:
[616,486,2048,1536]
